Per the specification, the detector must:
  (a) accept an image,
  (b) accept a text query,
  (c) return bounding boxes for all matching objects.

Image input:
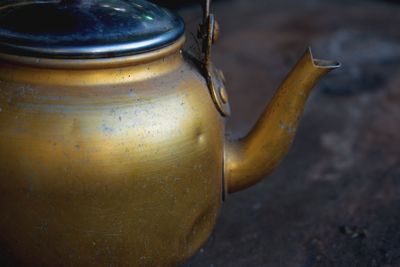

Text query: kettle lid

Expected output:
[0,0,184,59]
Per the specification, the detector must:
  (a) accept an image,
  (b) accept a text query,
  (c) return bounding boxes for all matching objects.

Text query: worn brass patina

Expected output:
[0,0,339,266]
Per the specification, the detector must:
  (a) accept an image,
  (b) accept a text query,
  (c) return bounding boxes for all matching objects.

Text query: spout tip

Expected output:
[308,47,341,69]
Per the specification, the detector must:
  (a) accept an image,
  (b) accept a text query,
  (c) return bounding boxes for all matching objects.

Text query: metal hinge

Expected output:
[198,0,230,116]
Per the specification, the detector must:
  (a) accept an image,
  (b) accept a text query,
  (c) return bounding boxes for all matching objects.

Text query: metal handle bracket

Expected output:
[198,0,230,116]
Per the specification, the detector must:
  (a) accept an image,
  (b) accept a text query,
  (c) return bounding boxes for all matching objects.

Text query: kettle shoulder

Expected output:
[0,57,225,159]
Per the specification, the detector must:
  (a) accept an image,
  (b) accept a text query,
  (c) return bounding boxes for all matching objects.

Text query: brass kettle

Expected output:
[0,0,339,266]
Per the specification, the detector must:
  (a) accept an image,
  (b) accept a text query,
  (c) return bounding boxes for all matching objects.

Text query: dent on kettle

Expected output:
[223,49,340,193]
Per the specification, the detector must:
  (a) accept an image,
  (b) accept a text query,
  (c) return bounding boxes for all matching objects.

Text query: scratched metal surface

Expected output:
[181,0,400,266]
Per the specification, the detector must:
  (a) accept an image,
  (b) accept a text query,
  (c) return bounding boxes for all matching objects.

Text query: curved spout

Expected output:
[225,48,340,193]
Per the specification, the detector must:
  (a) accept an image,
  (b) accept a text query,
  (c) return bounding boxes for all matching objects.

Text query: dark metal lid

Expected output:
[0,0,185,58]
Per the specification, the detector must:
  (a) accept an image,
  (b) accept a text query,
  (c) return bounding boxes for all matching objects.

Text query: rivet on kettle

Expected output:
[219,86,229,103]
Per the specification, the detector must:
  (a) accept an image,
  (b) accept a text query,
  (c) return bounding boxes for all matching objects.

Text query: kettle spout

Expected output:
[225,48,340,193]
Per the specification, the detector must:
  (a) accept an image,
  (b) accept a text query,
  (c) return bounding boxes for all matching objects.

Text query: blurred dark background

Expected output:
[156,0,400,266]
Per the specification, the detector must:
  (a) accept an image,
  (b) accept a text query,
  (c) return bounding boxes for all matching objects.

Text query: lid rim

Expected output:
[0,22,185,59]
[0,36,186,70]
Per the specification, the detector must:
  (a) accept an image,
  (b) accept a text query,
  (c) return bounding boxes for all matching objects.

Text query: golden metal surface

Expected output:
[224,48,340,193]
[0,8,339,265]
[0,40,224,266]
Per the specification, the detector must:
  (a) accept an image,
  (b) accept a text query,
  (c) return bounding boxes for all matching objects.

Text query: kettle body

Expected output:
[0,38,225,266]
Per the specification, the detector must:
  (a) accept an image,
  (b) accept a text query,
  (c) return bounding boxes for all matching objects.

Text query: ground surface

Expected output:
[180,0,400,266]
